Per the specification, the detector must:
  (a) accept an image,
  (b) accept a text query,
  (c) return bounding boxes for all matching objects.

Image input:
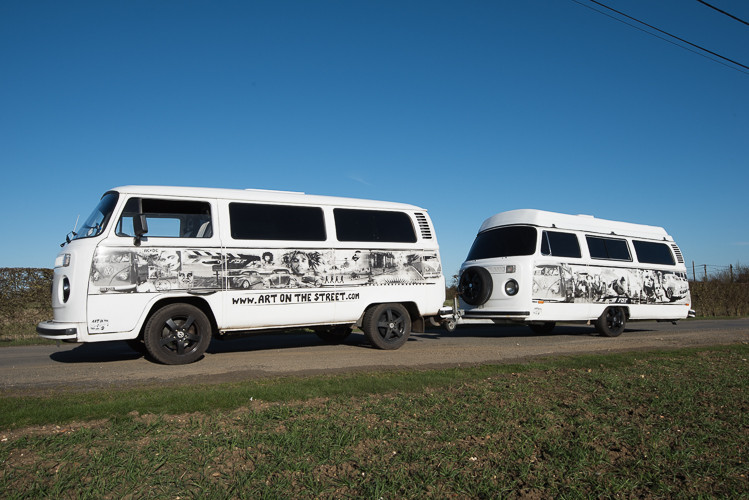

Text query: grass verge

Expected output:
[1,345,747,498]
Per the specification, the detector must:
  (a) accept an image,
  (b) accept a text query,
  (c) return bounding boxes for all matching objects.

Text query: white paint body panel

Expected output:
[460,209,691,324]
[38,186,445,342]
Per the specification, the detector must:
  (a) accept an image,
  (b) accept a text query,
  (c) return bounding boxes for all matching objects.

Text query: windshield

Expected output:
[72,192,119,240]
[465,225,538,260]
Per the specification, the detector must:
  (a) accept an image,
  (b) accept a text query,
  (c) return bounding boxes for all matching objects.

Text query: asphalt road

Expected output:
[1,318,747,394]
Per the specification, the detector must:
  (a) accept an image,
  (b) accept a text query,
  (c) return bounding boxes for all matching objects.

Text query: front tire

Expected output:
[363,303,411,350]
[595,307,626,337]
[144,303,212,364]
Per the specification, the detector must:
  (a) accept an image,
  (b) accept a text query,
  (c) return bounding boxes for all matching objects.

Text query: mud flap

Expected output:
[411,316,426,333]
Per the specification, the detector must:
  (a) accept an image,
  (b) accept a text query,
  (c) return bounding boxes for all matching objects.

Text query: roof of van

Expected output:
[109,185,426,211]
[478,209,672,241]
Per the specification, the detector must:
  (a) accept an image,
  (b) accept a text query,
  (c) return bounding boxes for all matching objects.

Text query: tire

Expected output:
[315,325,353,344]
[458,267,493,306]
[144,303,212,364]
[362,303,411,350]
[529,322,556,335]
[443,318,457,333]
[595,307,626,337]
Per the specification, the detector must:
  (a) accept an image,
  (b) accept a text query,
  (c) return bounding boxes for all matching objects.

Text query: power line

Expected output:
[571,0,749,75]
[697,0,749,27]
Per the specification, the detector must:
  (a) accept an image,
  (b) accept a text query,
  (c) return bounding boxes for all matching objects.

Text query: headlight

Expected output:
[505,279,519,296]
[62,277,71,302]
[116,271,130,281]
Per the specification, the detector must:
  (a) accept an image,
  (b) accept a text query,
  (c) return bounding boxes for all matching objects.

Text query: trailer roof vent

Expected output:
[671,244,684,264]
[415,213,433,239]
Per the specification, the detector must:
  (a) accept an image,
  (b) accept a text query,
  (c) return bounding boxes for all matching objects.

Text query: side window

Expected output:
[586,236,631,261]
[229,203,326,241]
[633,240,676,265]
[117,198,213,238]
[334,208,417,243]
[540,231,581,258]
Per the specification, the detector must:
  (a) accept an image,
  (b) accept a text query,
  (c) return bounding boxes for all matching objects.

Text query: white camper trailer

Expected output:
[38,186,446,364]
[457,209,692,336]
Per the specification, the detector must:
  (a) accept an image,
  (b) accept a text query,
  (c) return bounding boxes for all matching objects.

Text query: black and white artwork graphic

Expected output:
[533,264,690,305]
[89,247,442,294]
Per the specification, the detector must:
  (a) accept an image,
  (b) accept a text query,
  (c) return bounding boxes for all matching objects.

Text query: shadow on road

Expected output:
[50,342,145,364]
[46,323,660,364]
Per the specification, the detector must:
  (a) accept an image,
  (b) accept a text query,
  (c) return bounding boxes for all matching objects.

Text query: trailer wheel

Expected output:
[458,267,493,306]
[315,325,353,344]
[144,303,212,364]
[529,322,555,335]
[595,307,626,337]
[363,303,411,350]
[443,318,457,333]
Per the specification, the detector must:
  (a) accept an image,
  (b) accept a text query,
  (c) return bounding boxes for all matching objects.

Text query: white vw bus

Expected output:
[458,209,692,336]
[38,186,446,364]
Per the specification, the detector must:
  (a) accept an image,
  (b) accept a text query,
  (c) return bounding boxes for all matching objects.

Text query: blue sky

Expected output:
[2,0,747,279]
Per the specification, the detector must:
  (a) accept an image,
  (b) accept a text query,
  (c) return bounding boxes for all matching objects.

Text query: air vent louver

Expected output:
[671,244,684,264]
[415,213,433,239]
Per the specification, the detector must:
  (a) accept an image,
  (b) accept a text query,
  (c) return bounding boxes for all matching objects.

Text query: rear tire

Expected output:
[144,303,212,364]
[595,307,626,337]
[363,303,411,350]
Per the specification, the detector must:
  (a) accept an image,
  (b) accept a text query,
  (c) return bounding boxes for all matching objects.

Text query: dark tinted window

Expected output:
[540,231,581,258]
[586,236,631,261]
[334,209,416,243]
[633,240,675,265]
[466,226,537,260]
[117,198,212,238]
[230,203,326,241]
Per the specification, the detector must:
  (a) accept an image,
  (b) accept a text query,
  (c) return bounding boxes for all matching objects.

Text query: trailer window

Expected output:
[540,231,581,258]
[586,236,631,261]
[117,198,213,238]
[466,226,537,260]
[633,240,675,265]
[334,209,417,243]
[230,203,326,241]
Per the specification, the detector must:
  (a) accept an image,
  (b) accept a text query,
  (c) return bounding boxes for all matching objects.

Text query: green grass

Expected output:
[1,345,747,498]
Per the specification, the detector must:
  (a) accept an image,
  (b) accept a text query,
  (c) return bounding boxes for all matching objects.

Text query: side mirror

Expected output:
[133,214,148,246]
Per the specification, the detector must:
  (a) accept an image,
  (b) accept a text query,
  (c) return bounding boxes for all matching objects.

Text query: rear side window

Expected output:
[334,209,416,243]
[117,198,213,238]
[633,240,675,265]
[586,236,631,261]
[466,226,537,260]
[230,203,326,241]
[540,231,581,258]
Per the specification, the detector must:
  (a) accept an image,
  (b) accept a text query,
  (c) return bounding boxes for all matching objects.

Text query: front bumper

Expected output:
[37,321,80,340]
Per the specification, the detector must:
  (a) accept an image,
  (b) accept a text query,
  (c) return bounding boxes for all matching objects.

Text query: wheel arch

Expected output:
[137,296,218,340]
[359,301,424,332]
